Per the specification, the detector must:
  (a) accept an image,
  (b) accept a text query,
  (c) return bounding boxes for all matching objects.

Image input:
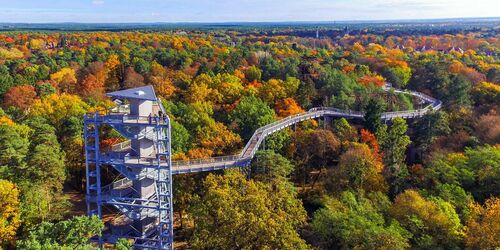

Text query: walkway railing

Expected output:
[171,155,240,167]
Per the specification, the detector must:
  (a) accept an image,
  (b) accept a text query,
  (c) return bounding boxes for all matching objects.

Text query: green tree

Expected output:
[23,117,66,191]
[20,183,70,231]
[189,172,308,249]
[245,65,262,82]
[18,215,103,249]
[462,145,500,201]
[332,118,358,142]
[35,82,57,97]
[412,61,451,100]
[283,76,301,97]
[471,81,500,107]
[262,129,291,152]
[2,118,70,229]
[379,118,411,195]
[296,79,317,108]
[486,68,499,83]
[432,183,473,221]
[250,150,294,182]
[447,74,472,108]
[312,191,410,250]
[230,96,275,141]
[0,65,15,97]
[413,111,451,153]
[425,145,499,202]
[330,91,355,110]
[260,57,283,81]
[115,238,133,250]
[364,97,386,133]
[0,124,30,178]
[318,68,358,97]
[383,66,412,88]
[171,120,191,153]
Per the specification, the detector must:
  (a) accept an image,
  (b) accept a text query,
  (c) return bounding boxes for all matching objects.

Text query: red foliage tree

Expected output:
[3,85,37,110]
[123,67,145,89]
[360,129,383,162]
[79,73,105,99]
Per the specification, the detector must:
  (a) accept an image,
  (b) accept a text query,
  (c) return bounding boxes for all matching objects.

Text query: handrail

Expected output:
[111,140,132,152]
[171,155,240,167]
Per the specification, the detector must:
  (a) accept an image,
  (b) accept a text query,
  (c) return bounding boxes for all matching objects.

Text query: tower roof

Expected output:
[106,85,157,101]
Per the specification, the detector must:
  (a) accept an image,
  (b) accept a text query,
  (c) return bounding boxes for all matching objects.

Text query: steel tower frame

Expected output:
[84,97,173,249]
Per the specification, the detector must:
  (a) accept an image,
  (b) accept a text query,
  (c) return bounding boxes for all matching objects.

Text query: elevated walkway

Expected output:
[103,84,442,177]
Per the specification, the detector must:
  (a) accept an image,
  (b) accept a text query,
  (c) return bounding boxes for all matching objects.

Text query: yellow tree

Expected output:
[50,68,77,93]
[149,62,177,99]
[28,38,46,50]
[275,98,304,118]
[30,94,89,129]
[105,54,120,70]
[0,179,21,246]
[465,197,500,250]
[471,81,500,107]
[210,73,244,105]
[259,79,286,105]
[390,190,463,249]
[185,74,217,104]
[197,122,242,155]
[104,54,122,91]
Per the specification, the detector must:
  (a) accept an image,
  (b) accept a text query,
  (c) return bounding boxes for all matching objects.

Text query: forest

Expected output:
[0,22,499,249]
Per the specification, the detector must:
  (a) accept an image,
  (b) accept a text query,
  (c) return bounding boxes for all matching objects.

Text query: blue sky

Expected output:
[0,0,498,23]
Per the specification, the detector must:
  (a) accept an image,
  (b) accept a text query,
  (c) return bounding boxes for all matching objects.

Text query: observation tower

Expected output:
[84,86,173,249]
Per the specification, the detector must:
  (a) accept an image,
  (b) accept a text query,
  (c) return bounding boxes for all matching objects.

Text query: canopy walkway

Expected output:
[109,85,442,175]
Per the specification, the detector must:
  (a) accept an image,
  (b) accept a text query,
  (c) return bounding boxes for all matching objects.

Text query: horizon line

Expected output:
[1,16,499,25]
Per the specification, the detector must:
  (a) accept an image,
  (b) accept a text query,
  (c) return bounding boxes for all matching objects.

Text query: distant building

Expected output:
[446,46,464,54]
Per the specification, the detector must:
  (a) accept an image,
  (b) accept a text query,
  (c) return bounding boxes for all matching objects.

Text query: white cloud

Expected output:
[92,0,105,5]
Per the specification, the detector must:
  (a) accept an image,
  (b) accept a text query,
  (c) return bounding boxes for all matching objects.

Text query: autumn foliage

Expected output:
[0,24,498,249]
[3,85,37,110]
[0,179,21,246]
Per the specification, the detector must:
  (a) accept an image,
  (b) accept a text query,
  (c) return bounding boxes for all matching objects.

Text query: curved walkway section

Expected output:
[169,85,442,174]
